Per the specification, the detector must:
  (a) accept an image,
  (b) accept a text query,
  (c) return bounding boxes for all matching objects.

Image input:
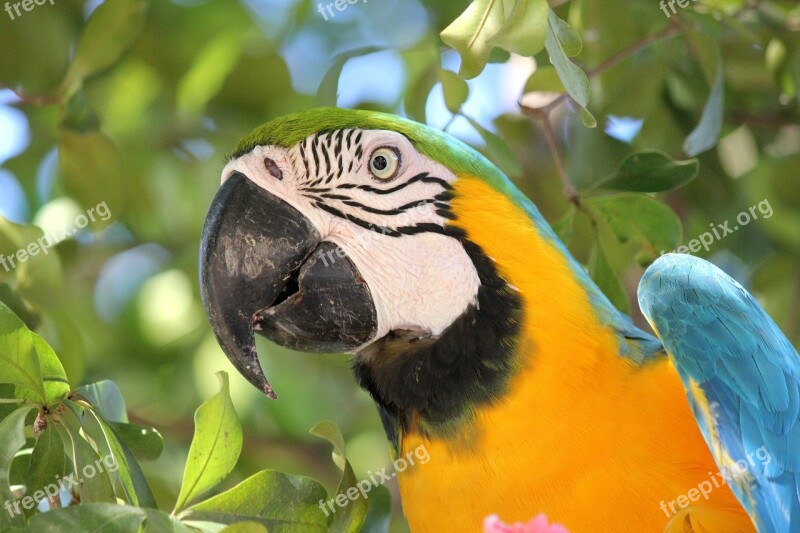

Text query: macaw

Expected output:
[198,108,800,533]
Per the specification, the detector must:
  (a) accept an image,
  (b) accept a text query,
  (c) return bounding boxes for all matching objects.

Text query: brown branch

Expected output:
[0,84,62,106]
[519,18,683,205]
[534,21,681,117]
[587,22,681,78]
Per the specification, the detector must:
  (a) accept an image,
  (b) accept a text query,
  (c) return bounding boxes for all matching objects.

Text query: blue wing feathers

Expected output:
[638,253,800,533]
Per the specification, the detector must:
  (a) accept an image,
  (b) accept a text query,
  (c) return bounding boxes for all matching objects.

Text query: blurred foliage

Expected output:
[0,0,799,531]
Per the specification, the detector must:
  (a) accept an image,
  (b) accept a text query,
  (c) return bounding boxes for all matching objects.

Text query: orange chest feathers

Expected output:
[395,178,752,533]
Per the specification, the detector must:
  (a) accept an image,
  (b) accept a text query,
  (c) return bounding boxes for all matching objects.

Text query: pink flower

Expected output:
[484,513,570,533]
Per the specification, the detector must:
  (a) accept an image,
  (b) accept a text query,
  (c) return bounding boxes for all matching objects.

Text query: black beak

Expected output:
[199,172,378,398]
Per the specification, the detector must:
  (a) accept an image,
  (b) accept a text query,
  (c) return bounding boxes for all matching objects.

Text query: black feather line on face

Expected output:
[353,226,523,444]
[320,133,332,176]
[293,128,460,244]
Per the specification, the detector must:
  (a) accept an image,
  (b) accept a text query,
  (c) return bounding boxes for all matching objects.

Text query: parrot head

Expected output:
[200,108,524,405]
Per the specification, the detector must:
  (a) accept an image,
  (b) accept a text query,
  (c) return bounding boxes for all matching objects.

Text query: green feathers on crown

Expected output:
[229,107,507,187]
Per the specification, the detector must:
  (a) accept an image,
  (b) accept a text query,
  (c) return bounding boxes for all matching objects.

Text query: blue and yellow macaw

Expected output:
[198,108,800,532]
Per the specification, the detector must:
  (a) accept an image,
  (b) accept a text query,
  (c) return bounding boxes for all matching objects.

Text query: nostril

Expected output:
[264,158,283,180]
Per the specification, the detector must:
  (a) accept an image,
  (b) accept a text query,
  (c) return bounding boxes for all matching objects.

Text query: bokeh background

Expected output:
[1,0,799,530]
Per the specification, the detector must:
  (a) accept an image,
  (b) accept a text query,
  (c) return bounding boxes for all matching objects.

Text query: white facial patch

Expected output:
[221,129,481,350]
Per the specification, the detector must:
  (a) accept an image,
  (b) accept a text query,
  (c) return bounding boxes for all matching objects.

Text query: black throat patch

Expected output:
[352,227,523,446]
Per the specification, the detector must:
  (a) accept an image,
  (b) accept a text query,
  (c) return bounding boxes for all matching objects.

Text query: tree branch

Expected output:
[520,19,682,205]
[0,84,62,106]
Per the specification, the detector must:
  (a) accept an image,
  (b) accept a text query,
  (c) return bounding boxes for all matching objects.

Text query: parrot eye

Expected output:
[368,147,400,181]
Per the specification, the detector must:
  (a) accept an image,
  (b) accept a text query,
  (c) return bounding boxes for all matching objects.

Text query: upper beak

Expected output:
[199,171,378,398]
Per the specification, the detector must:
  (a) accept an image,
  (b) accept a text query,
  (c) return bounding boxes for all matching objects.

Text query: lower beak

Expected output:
[199,172,377,398]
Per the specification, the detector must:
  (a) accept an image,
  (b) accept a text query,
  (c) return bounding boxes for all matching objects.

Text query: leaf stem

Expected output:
[541,114,578,205]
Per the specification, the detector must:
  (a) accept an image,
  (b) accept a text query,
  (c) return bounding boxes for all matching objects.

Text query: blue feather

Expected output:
[639,253,800,533]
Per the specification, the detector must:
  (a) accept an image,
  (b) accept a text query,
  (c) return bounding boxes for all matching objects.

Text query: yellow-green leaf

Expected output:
[0,301,44,404]
[183,470,329,529]
[63,0,148,93]
[489,0,548,57]
[310,421,367,533]
[177,31,245,117]
[0,406,36,529]
[30,333,69,405]
[174,372,242,513]
[588,194,683,262]
[441,0,505,79]
[439,69,469,113]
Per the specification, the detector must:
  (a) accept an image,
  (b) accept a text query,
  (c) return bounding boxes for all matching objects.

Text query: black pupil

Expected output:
[373,155,388,171]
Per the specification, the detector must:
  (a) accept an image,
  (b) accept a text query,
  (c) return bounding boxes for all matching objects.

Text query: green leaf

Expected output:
[183,470,329,531]
[550,11,582,57]
[0,406,35,530]
[310,421,367,533]
[552,207,575,244]
[177,31,245,117]
[108,424,158,508]
[544,10,594,125]
[316,46,384,106]
[361,485,392,533]
[41,312,86,389]
[219,523,270,533]
[0,384,25,424]
[56,406,117,504]
[74,380,128,423]
[174,371,242,513]
[589,242,630,314]
[0,301,44,403]
[594,150,700,193]
[31,333,69,405]
[488,0,548,57]
[23,424,66,506]
[588,194,683,262]
[62,0,148,94]
[683,66,725,156]
[439,69,469,114]
[27,503,147,532]
[58,128,124,225]
[0,5,72,95]
[580,107,597,128]
[464,116,522,179]
[74,402,157,508]
[108,421,164,462]
[440,0,506,79]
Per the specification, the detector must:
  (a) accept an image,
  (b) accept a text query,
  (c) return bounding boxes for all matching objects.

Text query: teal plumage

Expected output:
[639,253,800,532]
